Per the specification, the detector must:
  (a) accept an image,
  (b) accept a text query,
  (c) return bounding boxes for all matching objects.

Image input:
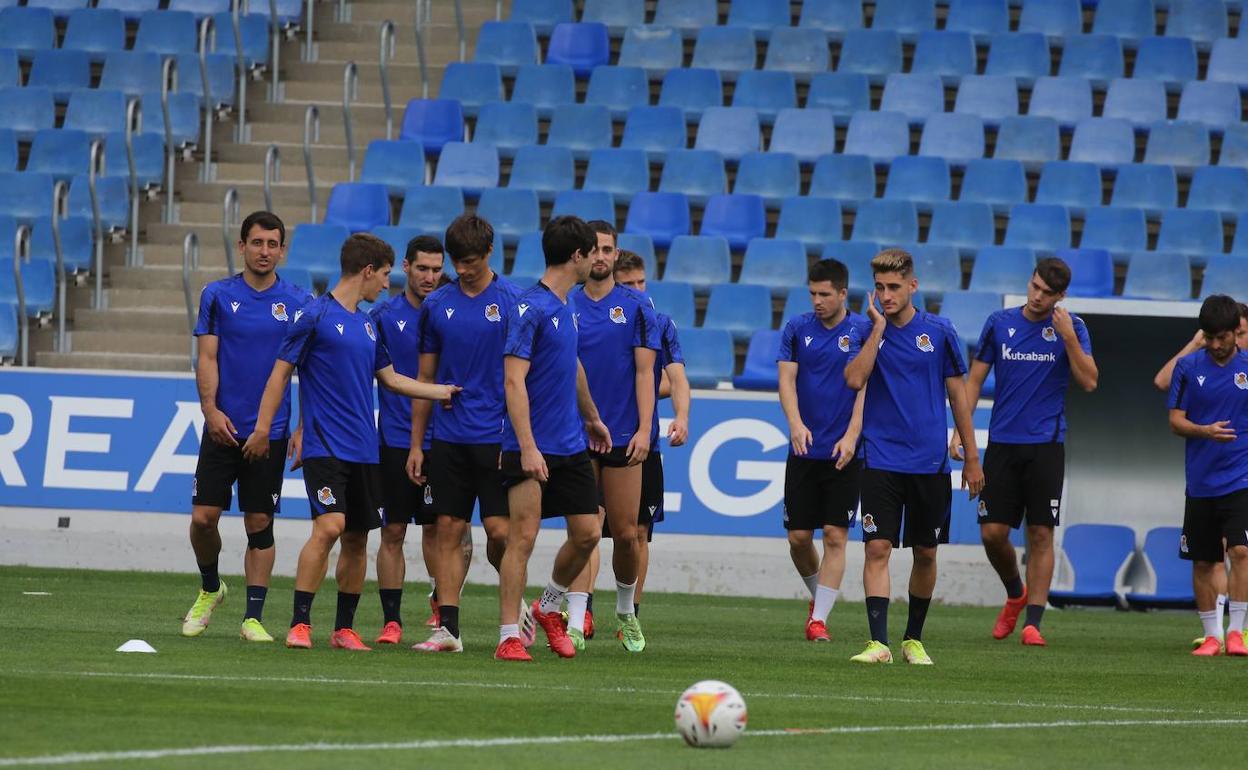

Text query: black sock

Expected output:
[335,591,361,631]
[866,596,890,645]
[198,561,220,593]
[586,593,594,614]
[291,590,315,627]
[1024,603,1045,630]
[440,605,461,638]
[244,585,267,621]
[634,602,640,617]
[1003,575,1025,600]
[379,588,403,625]
[904,593,932,641]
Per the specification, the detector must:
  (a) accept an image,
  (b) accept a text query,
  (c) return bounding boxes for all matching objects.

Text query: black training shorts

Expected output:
[783,455,862,531]
[500,450,598,519]
[1180,487,1248,562]
[192,437,288,514]
[379,444,435,526]
[302,456,384,533]
[978,442,1065,529]
[859,467,952,549]
[425,440,509,521]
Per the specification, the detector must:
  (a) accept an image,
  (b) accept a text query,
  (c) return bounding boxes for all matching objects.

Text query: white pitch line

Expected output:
[2,718,1246,767]
[29,670,1209,716]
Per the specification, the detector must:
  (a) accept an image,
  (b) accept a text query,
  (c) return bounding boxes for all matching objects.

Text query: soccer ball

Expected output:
[673,680,747,748]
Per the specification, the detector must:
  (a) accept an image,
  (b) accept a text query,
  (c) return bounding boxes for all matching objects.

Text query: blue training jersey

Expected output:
[192,273,314,441]
[976,307,1092,444]
[779,310,873,460]
[419,274,524,444]
[278,294,392,464]
[649,311,685,446]
[369,293,430,451]
[849,310,967,474]
[502,282,585,456]
[572,284,662,445]
[1168,349,1248,498]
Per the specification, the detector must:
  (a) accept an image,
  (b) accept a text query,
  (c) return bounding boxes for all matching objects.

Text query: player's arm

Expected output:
[195,333,238,447]
[778,360,811,456]
[659,369,672,398]
[1169,408,1237,442]
[241,359,295,461]
[1052,307,1098,392]
[504,354,548,482]
[627,347,657,464]
[832,388,865,470]
[406,351,439,484]
[287,381,305,471]
[844,293,886,390]
[666,361,690,447]
[1153,330,1204,392]
[576,359,613,455]
[949,360,991,460]
[947,375,984,497]
[376,365,459,401]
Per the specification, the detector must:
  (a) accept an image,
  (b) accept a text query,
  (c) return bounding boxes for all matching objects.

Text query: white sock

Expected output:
[812,585,840,623]
[539,580,568,615]
[566,592,589,632]
[1217,593,1227,630]
[801,572,819,599]
[616,580,637,616]
[1229,601,1248,634]
[499,623,519,644]
[1200,610,1223,641]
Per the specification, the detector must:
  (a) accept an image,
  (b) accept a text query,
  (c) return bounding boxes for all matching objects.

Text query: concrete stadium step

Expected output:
[73,307,188,333]
[251,101,392,126]
[283,61,445,89]
[111,265,229,291]
[215,142,353,167]
[36,350,190,371]
[247,120,385,146]
[108,287,198,309]
[179,180,330,205]
[69,330,191,356]
[282,81,400,105]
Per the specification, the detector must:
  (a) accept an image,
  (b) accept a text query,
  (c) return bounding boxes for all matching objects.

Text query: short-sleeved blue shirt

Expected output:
[1168,349,1248,498]
[649,312,685,446]
[369,293,430,450]
[779,310,873,459]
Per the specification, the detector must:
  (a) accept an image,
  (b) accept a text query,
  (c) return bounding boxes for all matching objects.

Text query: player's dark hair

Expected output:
[340,232,395,276]
[240,211,285,245]
[808,258,848,292]
[1239,302,1248,321]
[871,248,913,278]
[405,234,443,263]
[542,216,596,267]
[1199,294,1241,335]
[614,250,646,275]
[1034,257,1072,294]
[443,215,494,263]
[587,219,617,243]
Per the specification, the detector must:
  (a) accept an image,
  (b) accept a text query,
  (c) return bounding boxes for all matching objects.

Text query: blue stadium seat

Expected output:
[763,27,831,81]
[509,144,574,203]
[581,0,643,34]
[621,105,687,160]
[1035,161,1103,212]
[1092,0,1156,44]
[276,266,315,295]
[1234,213,1248,256]
[734,152,800,209]
[1058,35,1123,87]
[432,142,498,198]
[547,103,612,160]
[911,31,977,80]
[63,90,127,138]
[1164,0,1227,49]
[167,0,228,18]
[680,327,736,388]
[546,22,609,78]
[806,73,870,125]
[946,0,1009,36]
[659,68,723,121]
[510,0,572,35]
[994,116,1060,169]
[837,29,903,83]
[1200,255,1248,298]
[653,0,717,37]
[727,0,789,37]
[1110,163,1176,214]
[938,291,1003,351]
[1133,36,1197,91]
[703,283,773,342]
[880,73,945,123]
[823,240,879,291]
[584,148,649,202]
[732,71,797,126]
[911,244,963,293]
[62,8,125,62]
[872,0,935,38]
[645,280,696,328]
[1156,207,1223,260]
[1018,0,1081,39]
[618,25,682,77]
[139,90,200,147]
[398,186,464,232]
[960,158,1027,213]
[663,234,730,290]
[28,50,91,103]
[66,174,129,232]
[617,232,656,263]
[0,257,55,317]
[510,64,574,121]
[809,153,875,206]
[0,50,15,88]
[0,129,14,172]
[1068,118,1135,166]
[29,215,91,273]
[212,12,272,68]
[1102,78,1167,127]
[844,111,910,164]
[1177,81,1241,130]
[700,193,766,251]
[740,238,807,295]
[97,0,158,22]
[400,99,464,156]
[776,196,843,254]
[1030,76,1093,127]
[733,329,783,390]
[100,52,164,98]
[1080,206,1147,256]
[954,75,1019,125]
[287,224,349,285]
[471,101,537,159]
[694,107,760,164]
[1206,39,1248,90]
[509,232,546,284]
[438,62,503,118]
[884,156,950,208]
[1057,247,1114,297]
[551,189,615,224]
[1224,125,1248,171]
[1124,527,1196,609]
[970,246,1036,293]
[178,52,236,109]
[477,188,540,245]
[1124,251,1191,299]
[586,65,648,120]
[324,183,390,233]
[781,285,811,324]
[799,0,864,36]
[852,200,918,245]
[0,7,55,59]
[927,201,995,253]
[659,149,727,205]
[134,10,196,56]
[103,131,163,188]
[626,191,690,249]
[1048,524,1136,608]
[919,114,985,165]
[984,32,1050,83]
[1143,120,1209,170]
[692,26,755,81]
[769,108,835,166]
[1187,166,1248,219]
[26,129,91,184]
[1004,203,1071,251]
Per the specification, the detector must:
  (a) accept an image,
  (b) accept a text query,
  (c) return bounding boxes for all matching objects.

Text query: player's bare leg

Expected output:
[1020,525,1054,645]
[852,539,894,663]
[375,521,407,643]
[807,525,846,641]
[422,522,440,626]
[566,510,602,640]
[635,526,650,610]
[329,529,370,650]
[182,505,227,637]
[286,513,345,648]
[496,479,541,660]
[238,511,276,641]
[982,522,1028,640]
[602,464,646,651]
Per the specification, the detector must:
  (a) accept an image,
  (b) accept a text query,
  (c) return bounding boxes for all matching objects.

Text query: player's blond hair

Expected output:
[871,248,914,278]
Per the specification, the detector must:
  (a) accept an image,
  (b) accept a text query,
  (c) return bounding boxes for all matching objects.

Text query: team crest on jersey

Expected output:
[609,306,627,324]
[271,302,288,321]
[1042,326,1057,342]
[364,322,376,341]
[977,500,988,518]
[485,303,501,322]
[862,514,877,534]
[1236,372,1248,390]
[192,477,197,497]
[1180,534,1189,554]
[423,485,433,505]
[317,487,336,506]
[838,335,850,353]
[915,333,934,353]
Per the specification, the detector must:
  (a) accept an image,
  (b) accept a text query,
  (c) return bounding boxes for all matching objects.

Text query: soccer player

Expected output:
[778,258,871,642]
[495,215,613,662]
[241,233,458,651]
[843,248,984,665]
[409,215,530,653]
[949,258,1098,647]
[1168,294,1248,657]
[611,249,690,620]
[566,220,660,653]
[183,211,313,642]
[369,234,451,645]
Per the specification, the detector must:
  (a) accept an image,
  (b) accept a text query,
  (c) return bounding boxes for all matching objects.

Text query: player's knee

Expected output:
[1228,545,1248,564]
[246,519,275,551]
[380,523,407,547]
[864,539,891,561]
[190,507,221,531]
[571,528,601,554]
[980,525,1010,547]
[339,530,367,555]
[822,527,847,551]
[912,546,937,569]
[1026,526,1054,551]
[787,530,814,550]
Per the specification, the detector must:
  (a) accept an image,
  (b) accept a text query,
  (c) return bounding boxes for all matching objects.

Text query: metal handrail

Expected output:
[198,17,216,183]
[221,187,239,274]
[124,98,141,266]
[263,144,280,212]
[496,0,501,21]
[182,232,200,370]
[303,104,319,223]
[337,0,346,23]
[231,0,248,141]
[303,0,314,61]
[453,0,465,62]
[160,56,178,225]
[87,141,106,312]
[379,20,396,140]
[11,225,30,366]
[342,61,358,181]
[267,0,281,101]
[414,1,429,98]
[51,180,67,352]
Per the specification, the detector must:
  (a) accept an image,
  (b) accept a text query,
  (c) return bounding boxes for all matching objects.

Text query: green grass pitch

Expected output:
[0,565,1243,768]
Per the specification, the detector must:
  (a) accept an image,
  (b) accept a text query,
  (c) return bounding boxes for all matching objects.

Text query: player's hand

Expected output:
[204,408,239,447]
[1205,420,1237,443]
[585,419,613,455]
[962,456,985,498]
[520,445,549,483]
[241,429,271,462]
[1051,306,1076,340]
[790,423,813,456]
[949,431,965,461]
[1190,329,1207,349]
[832,433,857,470]
[667,416,689,447]
[288,427,304,471]
[625,431,650,465]
[405,446,425,485]
[433,383,462,404]
[865,291,885,327]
